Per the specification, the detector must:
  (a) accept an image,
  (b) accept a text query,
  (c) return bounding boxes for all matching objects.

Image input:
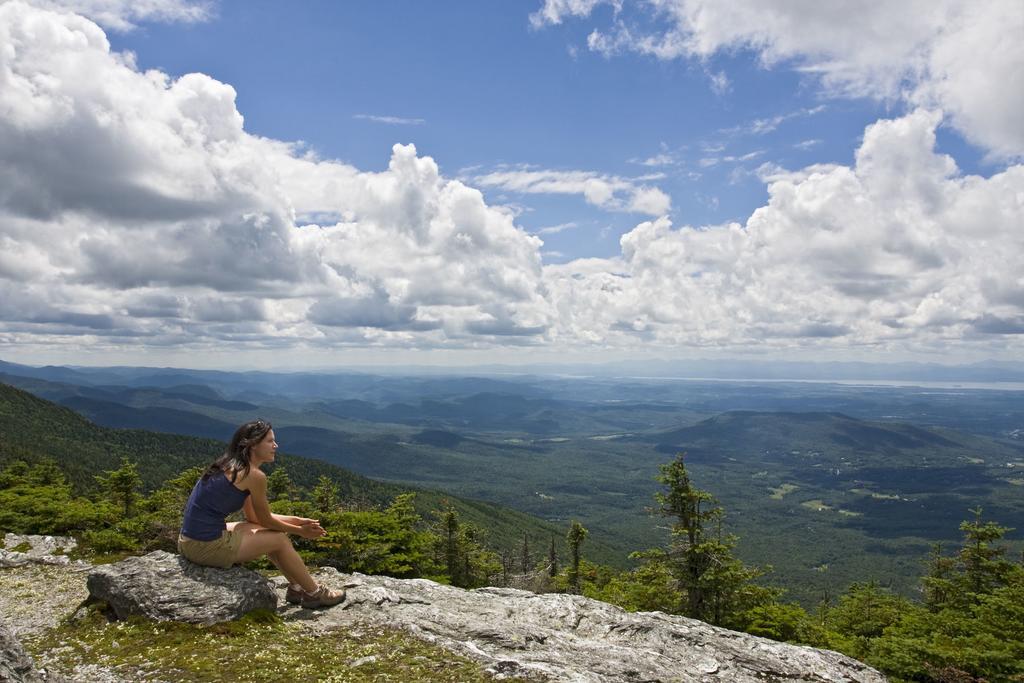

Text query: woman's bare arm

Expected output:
[242,472,318,536]
[242,496,314,526]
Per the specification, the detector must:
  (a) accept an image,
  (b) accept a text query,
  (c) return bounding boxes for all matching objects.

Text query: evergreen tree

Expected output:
[589,550,682,613]
[922,542,957,611]
[823,582,911,660]
[266,466,295,502]
[308,493,437,578]
[429,503,500,588]
[439,504,461,585]
[499,549,513,585]
[311,475,339,514]
[520,533,531,574]
[824,511,1024,682]
[26,460,63,486]
[95,457,143,518]
[0,460,30,488]
[548,534,558,578]
[567,520,588,593]
[0,460,103,535]
[655,453,716,616]
[957,507,1015,600]
[654,453,773,627]
[460,523,501,587]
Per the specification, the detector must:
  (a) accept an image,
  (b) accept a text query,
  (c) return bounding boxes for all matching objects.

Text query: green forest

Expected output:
[1,382,1022,682]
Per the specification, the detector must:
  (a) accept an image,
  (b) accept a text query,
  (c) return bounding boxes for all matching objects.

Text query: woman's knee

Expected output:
[266,531,290,550]
[237,529,289,561]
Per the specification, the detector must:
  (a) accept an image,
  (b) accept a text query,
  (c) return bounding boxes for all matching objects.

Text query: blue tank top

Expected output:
[180,471,251,541]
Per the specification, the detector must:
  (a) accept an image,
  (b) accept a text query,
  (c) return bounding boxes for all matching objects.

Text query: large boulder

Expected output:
[284,570,888,683]
[86,551,277,624]
[0,618,46,683]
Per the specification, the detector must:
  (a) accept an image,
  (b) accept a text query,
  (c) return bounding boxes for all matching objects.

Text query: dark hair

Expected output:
[203,419,272,483]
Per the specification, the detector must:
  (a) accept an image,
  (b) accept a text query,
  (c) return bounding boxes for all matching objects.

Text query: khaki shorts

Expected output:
[178,529,242,569]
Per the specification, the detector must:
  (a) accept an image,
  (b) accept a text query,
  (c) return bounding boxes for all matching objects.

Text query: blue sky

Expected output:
[0,0,1022,367]
[107,1,984,262]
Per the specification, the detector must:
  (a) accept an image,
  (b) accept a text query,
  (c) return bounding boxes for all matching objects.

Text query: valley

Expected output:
[2,359,1022,605]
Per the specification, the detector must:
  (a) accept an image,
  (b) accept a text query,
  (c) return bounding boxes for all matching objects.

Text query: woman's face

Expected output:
[250,428,278,465]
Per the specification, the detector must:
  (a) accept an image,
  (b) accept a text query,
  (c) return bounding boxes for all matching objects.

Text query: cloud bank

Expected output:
[0,1,1022,361]
[0,1,551,353]
[546,110,1024,352]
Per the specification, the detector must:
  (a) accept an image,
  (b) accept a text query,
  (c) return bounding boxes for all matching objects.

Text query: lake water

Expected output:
[614,376,1024,392]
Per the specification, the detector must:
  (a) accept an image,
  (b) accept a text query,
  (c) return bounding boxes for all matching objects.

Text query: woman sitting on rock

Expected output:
[178,418,345,608]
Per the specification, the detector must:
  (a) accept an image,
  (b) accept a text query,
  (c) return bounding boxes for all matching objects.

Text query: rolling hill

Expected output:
[0,382,607,561]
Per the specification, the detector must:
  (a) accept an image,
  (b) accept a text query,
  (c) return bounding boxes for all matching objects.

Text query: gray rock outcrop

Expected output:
[0,617,45,683]
[0,534,81,569]
[85,550,276,624]
[281,570,887,683]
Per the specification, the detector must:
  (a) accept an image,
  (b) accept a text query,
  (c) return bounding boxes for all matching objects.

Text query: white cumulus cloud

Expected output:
[537,0,1024,158]
[0,2,553,353]
[544,110,1024,352]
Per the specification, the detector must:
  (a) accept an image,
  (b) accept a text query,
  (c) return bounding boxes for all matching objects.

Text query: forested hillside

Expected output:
[0,382,600,560]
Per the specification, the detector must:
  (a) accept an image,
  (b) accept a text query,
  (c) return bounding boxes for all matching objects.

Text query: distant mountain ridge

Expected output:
[6,356,1024,393]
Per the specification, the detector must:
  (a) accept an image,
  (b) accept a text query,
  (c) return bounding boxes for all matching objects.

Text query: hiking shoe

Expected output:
[299,584,346,608]
[285,584,303,604]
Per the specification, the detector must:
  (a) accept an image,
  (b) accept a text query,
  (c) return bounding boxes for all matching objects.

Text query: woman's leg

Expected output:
[229,522,317,592]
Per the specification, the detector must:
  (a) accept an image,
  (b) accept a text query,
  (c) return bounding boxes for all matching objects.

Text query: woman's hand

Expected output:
[296,521,326,539]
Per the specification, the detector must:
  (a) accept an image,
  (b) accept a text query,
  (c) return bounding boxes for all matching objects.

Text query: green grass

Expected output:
[26,607,531,682]
[849,488,901,501]
[768,483,799,500]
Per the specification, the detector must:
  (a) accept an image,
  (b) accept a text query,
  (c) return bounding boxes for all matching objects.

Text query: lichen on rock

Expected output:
[283,569,888,682]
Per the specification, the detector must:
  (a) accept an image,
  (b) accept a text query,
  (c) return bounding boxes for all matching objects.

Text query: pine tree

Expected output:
[655,453,717,617]
[922,542,957,611]
[567,520,588,593]
[266,466,295,502]
[548,534,558,578]
[827,511,1024,682]
[520,533,531,574]
[438,503,462,585]
[655,453,773,627]
[95,457,143,518]
[430,503,500,588]
[311,475,338,514]
[957,507,1015,600]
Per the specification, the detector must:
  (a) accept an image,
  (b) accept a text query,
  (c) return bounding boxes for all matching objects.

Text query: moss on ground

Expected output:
[24,607,535,682]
